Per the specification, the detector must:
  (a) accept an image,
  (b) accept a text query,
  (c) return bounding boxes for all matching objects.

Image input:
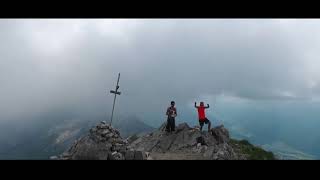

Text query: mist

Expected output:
[1,19,320,158]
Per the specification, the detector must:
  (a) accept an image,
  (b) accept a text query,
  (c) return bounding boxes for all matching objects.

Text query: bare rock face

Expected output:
[210,125,230,144]
[56,121,147,160]
[56,121,265,160]
[130,122,241,160]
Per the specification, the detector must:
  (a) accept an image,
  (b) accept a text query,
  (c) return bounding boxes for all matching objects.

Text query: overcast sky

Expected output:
[1,19,320,123]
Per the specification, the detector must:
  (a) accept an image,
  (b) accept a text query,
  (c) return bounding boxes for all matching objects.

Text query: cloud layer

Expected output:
[1,19,320,122]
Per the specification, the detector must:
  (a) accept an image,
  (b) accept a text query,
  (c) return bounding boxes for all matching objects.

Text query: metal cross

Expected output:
[109,73,121,126]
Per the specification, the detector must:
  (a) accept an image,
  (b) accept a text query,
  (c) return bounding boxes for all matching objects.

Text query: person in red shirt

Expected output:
[195,101,211,131]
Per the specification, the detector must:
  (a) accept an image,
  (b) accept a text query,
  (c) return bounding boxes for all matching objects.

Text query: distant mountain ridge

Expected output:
[0,116,154,160]
[262,142,316,160]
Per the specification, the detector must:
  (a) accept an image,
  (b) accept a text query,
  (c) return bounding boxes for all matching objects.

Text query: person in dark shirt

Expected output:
[166,101,177,133]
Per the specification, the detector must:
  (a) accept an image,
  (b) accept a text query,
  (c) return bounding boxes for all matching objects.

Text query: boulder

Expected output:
[196,136,207,146]
[210,125,230,144]
[175,123,190,133]
[134,150,147,160]
[125,150,135,160]
[109,152,125,160]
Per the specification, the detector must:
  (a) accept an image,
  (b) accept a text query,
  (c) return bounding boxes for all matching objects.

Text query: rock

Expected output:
[90,127,97,134]
[203,146,215,158]
[106,133,114,139]
[200,146,208,153]
[109,152,125,160]
[58,121,130,160]
[58,121,258,160]
[210,125,230,144]
[101,130,110,137]
[196,136,207,146]
[194,126,201,130]
[145,152,153,160]
[176,123,190,133]
[101,121,107,124]
[125,150,135,160]
[145,152,150,157]
[134,151,146,160]
[129,123,243,160]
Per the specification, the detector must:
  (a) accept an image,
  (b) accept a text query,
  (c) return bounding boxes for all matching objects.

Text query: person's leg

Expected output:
[166,117,170,132]
[169,117,174,132]
[207,119,211,131]
[172,118,175,131]
[199,121,204,131]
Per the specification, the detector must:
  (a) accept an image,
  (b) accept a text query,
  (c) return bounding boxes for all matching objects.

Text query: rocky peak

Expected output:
[52,121,148,160]
[130,122,241,160]
[54,121,275,160]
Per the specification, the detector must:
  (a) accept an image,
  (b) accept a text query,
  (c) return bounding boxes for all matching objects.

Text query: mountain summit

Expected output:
[54,121,275,160]
[129,123,275,160]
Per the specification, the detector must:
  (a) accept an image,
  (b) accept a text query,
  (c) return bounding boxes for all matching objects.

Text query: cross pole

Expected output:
[109,73,121,126]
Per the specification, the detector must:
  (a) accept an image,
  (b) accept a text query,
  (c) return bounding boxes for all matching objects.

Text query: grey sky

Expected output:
[1,19,320,123]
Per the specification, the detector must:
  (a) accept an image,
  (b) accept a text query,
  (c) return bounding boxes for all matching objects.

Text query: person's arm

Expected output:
[205,104,210,109]
[194,102,198,108]
[175,108,177,117]
[166,108,169,116]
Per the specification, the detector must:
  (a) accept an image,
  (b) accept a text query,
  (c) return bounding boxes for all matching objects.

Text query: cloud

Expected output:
[1,19,320,122]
